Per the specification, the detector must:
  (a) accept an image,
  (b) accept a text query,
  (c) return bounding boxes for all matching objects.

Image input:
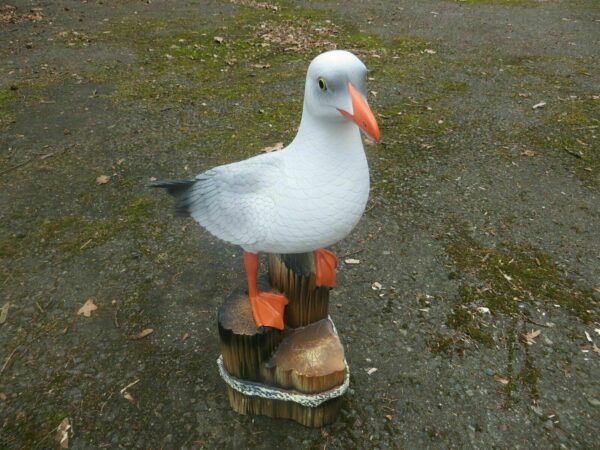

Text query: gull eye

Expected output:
[318,77,327,91]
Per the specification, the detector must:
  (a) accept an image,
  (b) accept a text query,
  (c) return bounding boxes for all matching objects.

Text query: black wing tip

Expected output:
[147,179,195,192]
[147,179,197,217]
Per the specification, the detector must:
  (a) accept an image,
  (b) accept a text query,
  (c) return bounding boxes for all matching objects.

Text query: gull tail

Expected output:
[147,179,197,216]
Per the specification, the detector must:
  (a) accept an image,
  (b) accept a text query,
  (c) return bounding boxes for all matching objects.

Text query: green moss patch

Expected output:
[429,335,465,354]
[102,5,387,107]
[85,2,461,171]
[446,229,598,323]
[527,95,599,187]
[455,0,538,6]
[0,88,16,127]
[447,299,495,346]
[0,198,159,260]
[517,354,540,399]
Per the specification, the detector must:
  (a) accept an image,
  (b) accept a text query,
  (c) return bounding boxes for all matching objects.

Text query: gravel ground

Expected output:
[1,0,599,448]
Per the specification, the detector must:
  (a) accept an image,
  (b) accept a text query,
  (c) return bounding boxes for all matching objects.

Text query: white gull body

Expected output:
[179,50,372,254]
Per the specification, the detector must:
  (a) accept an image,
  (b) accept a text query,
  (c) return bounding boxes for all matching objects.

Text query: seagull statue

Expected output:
[150,50,380,330]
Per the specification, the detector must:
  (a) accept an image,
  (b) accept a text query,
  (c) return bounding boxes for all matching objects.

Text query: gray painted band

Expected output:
[217,355,350,407]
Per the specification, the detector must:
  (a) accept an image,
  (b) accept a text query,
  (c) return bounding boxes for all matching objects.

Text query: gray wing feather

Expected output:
[186,156,280,246]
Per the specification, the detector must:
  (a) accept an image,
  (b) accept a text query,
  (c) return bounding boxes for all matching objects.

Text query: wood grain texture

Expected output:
[218,276,283,381]
[268,253,329,327]
[218,254,346,427]
[261,319,346,394]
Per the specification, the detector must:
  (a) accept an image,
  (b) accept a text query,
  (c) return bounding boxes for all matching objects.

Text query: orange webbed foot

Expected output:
[249,291,288,330]
[314,248,337,288]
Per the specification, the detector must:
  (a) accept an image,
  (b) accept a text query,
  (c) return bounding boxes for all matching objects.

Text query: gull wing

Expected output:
[153,153,283,247]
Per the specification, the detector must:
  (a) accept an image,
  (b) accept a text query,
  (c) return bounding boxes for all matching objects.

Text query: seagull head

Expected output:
[303,50,380,142]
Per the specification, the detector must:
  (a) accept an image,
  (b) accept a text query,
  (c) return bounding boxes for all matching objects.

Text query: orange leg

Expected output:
[314,248,337,288]
[244,252,288,330]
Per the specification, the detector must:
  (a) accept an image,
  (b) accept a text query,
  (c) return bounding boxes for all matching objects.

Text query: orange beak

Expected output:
[337,82,380,142]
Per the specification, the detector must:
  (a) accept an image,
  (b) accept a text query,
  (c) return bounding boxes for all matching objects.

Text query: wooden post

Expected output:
[268,253,330,328]
[218,277,283,381]
[217,253,348,427]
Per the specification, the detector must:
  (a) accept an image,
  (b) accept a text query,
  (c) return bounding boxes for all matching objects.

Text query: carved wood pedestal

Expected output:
[217,253,348,427]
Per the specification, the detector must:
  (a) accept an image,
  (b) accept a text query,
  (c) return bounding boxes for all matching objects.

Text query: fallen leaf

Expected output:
[371,282,382,290]
[135,328,154,339]
[182,332,190,341]
[476,306,490,314]
[522,329,541,345]
[260,142,284,153]
[77,299,97,317]
[584,331,592,342]
[96,175,110,185]
[532,101,546,109]
[123,392,135,403]
[385,414,393,421]
[593,343,600,357]
[521,149,536,157]
[0,302,9,324]
[344,258,360,264]
[214,36,224,44]
[366,367,378,375]
[494,375,509,385]
[0,392,7,401]
[55,417,71,449]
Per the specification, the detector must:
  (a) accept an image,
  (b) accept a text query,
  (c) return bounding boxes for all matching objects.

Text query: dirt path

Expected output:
[1,0,598,448]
